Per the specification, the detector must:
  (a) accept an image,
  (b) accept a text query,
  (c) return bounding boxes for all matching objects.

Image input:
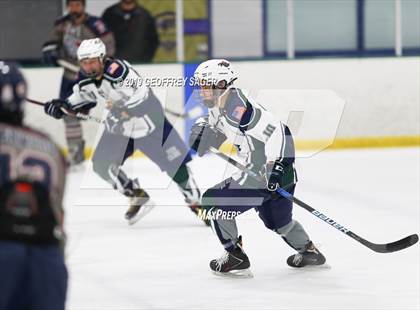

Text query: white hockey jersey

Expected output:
[66,58,160,138]
[201,87,296,185]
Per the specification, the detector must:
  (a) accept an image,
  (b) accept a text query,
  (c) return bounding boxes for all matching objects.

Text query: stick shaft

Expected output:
[57,59,79,73]
[26,98,103,124]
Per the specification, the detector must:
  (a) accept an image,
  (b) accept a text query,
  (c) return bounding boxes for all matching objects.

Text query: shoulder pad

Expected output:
[223,88,258,131]
[103,59,129,82]
[85,15,110,36]
[223,88,248,122]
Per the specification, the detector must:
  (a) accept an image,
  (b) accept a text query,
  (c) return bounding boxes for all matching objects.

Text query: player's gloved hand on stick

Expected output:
[42,41,59,66]
[189,121,226,156]
[265,160,286,191]
[44,99,67,119]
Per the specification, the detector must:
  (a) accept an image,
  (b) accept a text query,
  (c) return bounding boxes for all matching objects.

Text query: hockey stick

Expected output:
[208,146,419,253]
[57,59,80,73]
[26,98,104,124]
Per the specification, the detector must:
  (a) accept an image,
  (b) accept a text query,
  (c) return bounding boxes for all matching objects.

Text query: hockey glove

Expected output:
[189,121,226,156]
[42,41,59,66]
[44,99,67,119]
[265,160,286,191]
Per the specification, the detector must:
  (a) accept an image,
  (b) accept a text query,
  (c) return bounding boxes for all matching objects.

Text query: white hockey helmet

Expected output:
[77,38,106,61]
[194,59,237,88]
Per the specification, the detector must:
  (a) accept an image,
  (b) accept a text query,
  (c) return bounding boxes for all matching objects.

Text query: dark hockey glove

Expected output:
[265,160,286,191]
[42,41,59,66]
[189,121,226,157]
[44,99,67,119]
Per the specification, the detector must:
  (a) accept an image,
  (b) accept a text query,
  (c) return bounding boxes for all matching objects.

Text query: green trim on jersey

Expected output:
[78,78,96,89]
[243,107,262,131]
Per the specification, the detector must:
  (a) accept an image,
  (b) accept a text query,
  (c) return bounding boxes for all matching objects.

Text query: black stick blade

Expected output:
[367,234,419,253]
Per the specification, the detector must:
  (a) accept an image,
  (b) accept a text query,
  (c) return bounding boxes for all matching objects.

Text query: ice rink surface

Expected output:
[64,147,419,310]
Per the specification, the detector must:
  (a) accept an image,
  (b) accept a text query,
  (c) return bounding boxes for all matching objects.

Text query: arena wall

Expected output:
[22,57,420,152]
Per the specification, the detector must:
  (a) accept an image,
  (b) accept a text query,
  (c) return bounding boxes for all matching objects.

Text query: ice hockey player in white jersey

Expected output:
[189,59,326,277]
[44,38,206,225]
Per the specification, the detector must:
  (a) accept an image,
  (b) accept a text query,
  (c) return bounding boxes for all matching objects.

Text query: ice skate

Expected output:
[125,188,155,225]
[210,237,253,278]
[287,241,326,268]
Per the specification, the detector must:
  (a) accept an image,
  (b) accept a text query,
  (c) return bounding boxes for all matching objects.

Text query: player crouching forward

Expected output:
[189,59,326,277]
[44,38,207,225]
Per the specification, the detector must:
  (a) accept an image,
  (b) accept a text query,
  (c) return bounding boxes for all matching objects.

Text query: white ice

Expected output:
[64,148,420,310]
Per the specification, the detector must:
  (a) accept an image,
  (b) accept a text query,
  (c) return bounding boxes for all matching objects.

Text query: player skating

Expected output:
[0,62,68,309]
[43,38,206,225]
[189,59,326,277]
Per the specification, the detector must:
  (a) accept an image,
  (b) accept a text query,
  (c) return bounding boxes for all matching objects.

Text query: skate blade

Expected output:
[212,269,254,279]
[305,263,331,270]
[290,263,331,270]
[127,200,156,225]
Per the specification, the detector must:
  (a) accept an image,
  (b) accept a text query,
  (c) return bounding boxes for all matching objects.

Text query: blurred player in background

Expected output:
[102,0,159,63]
[189,59,326,277]
[43,38,207,225]
[0,62,68,309]
[42,0,115,166]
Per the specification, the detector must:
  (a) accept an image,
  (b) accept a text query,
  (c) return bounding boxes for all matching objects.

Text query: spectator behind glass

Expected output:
[102,0,159,63]
[41,0,115,166]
